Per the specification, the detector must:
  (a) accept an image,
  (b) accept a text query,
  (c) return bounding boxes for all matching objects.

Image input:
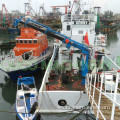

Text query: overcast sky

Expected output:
[0,0,120,14]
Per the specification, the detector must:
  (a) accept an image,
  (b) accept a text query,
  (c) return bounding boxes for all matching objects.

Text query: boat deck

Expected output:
[0,44,53,71]
[46,71,85,91]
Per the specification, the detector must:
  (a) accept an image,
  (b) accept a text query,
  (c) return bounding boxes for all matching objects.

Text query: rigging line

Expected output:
[74,91,82,106]
[58,90,82,112]
[69,105,89,120]
[40,91,50,110]
[46,91,57,109]
[0,110,32,114]
[85,114,96,120]
[65,92,83,112]
[42,91,54,111]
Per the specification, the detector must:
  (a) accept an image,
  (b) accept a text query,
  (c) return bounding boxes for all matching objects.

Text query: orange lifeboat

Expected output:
[13,28,48,57]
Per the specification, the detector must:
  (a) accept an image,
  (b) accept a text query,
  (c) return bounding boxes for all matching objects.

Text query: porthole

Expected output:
[58,99,67,106]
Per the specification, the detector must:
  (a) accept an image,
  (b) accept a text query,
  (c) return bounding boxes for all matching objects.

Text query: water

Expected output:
[0,31,120,120]
[106,29,120,57]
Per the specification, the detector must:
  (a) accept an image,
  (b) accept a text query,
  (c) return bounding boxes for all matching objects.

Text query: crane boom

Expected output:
[13,17,90,84]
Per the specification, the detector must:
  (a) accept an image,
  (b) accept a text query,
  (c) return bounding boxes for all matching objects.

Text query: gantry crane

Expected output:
[51,5,70,14]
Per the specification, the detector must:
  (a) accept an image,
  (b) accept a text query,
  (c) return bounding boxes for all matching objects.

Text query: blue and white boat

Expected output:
[16,76,37,120]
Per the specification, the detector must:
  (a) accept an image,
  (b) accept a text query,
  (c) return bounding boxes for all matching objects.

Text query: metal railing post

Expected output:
[92,73,97,106]
[89,74,92,100]
[111,72,119,120]
[97,74,100,89]
[87,74,90,92]
[97,73,104,119]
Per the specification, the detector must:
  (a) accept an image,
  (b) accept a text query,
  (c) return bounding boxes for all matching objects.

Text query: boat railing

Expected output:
[104,55,120,70]
[6,50,35,67]
[85,70,120,120]
[94,34,107,46]
[0,50,15,62]
[40,44,58,91]
[61,14,94,22]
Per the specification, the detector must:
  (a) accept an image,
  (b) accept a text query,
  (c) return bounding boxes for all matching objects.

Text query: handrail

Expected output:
[61,14,95,22]
[104,55,120,70]
[86,70,120,120]
[40,44,58,91]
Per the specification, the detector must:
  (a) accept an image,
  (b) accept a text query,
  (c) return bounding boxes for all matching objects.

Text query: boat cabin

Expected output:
[13,28,48,57]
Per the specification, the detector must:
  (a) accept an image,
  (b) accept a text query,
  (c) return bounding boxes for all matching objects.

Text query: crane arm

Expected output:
[13,17,89,55]
[13,17,90,85]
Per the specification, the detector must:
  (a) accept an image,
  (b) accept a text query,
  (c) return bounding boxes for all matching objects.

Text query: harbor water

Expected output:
[0,30,120,120]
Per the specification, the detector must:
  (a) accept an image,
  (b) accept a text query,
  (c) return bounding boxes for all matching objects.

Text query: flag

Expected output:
[84,32,89,45]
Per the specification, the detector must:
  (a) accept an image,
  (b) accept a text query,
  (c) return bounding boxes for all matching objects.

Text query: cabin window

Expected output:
[33,40,37,43]
[78,30,83,34]
[67,25,71,31]
[20,40,23,43]
[29,40,32,44]
[24,40,27,44]
[16,40,19,43]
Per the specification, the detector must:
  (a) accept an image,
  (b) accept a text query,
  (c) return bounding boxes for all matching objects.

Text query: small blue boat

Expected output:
[16,76,37,120]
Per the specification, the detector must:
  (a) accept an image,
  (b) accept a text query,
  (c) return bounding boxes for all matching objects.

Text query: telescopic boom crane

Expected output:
[13,17,90,84]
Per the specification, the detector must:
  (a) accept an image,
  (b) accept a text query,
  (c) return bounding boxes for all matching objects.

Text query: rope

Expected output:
[45,91,57,109]
[0,110,31,114]
[69,105,89,120]
[74,91,82,106]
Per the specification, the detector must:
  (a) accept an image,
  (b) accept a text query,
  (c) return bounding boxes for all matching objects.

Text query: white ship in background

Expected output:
[37,1,113,120]
[13,0,120,120]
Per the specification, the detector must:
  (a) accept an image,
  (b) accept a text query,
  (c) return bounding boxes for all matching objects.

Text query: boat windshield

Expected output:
[18,84,35,91]
[30,97,36,105]
[17,99,25,107]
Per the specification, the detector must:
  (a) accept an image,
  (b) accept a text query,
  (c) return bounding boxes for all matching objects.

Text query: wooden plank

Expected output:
[89,89,120,120]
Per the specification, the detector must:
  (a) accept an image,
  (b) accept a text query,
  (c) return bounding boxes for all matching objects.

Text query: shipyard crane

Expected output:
[51,5,70,14]
[24,3,37,16]
[39,4,48,16]
[1,4,11,25]
[13,17,90,84]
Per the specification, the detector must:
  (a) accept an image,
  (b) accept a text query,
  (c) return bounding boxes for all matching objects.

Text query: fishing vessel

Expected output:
[16,76,37,120]
[13,0,120,119]
[0,26,53,82]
